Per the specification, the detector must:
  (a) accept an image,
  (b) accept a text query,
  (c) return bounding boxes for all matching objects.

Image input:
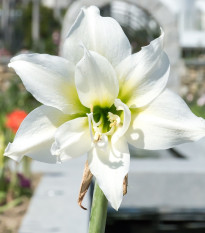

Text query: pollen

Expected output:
[108,112,120,127]
[94,132,101,142]
[110,121,117,127]
[90,104,93,113]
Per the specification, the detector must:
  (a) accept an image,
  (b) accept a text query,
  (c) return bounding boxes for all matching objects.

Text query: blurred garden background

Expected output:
[1,0,205,233]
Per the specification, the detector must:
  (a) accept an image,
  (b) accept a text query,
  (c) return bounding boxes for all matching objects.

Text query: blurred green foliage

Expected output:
[10,2,61,54]
[0,1,60,211]
[189,102,205,119]
[0,72,38,208]
[0,74,39,144]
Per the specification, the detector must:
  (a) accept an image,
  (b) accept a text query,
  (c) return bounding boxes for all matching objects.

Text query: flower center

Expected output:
[87,105,121,148]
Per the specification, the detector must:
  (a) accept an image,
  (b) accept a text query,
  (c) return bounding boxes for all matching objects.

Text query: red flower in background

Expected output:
[5,110,27,133]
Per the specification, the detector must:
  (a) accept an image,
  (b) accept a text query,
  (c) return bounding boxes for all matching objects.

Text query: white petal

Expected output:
[27,141,56,163]
[88,138,130,210]
[62,6,131,66]
[51,117,92,161]
[4,105,69,163]
[112,99,131,144]
[126,89,205,150]
[116,30,170,108]
[75,50,119,108]
[9,54,86,114]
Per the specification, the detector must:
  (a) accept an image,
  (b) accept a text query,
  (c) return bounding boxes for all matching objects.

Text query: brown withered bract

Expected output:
[123,174,128,196]
[78,160,93,210]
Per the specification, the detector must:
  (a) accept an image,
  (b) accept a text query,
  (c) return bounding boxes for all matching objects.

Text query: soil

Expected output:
[0,173,42,233]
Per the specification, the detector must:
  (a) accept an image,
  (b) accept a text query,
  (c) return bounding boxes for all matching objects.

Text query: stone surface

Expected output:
[180,60,205,103]
[175,138,205,160]
[121,155,205,210]
[19,156,90,233]
[120,140,205,211]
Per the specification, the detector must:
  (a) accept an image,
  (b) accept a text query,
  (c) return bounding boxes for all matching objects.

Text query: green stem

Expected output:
[88,181,108,233]
[23,157,31,178]
[8,163,18,198]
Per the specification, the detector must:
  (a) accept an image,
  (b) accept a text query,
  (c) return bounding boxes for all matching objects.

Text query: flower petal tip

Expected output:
[111,201,121,211]
[4,143,23,163]
[85,5,100,14]
[8,62,13,68]
[4,142,12,157]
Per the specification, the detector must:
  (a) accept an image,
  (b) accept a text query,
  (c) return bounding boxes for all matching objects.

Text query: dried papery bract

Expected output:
[78,160,93,210]
[123,174,128,196]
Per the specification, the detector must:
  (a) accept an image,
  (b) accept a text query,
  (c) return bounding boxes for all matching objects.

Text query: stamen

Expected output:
[90,104,93,113]
[105,126,115,136]
[87,112,102,142]
[106,112,121,136]
[90,113,102,128]
[87,109,114,149]
[110,121,117,127]
[93,117,102,127]
[96,134,108,149]
[87,113,94,141]
[108,112,120,125]
[94,132,101,142]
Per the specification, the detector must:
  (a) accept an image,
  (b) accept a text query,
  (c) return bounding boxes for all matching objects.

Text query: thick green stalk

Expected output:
[88,181,108,233]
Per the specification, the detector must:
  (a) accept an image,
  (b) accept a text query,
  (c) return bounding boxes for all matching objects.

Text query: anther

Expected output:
[94,132,101,142]
[90,104,93,113]
[110,121,117,127]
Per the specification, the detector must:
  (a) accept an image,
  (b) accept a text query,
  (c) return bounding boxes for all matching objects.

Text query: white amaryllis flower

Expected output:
[4,6,205,210]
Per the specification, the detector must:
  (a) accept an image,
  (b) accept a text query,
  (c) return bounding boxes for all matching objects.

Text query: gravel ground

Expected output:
[0,174,41,233]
